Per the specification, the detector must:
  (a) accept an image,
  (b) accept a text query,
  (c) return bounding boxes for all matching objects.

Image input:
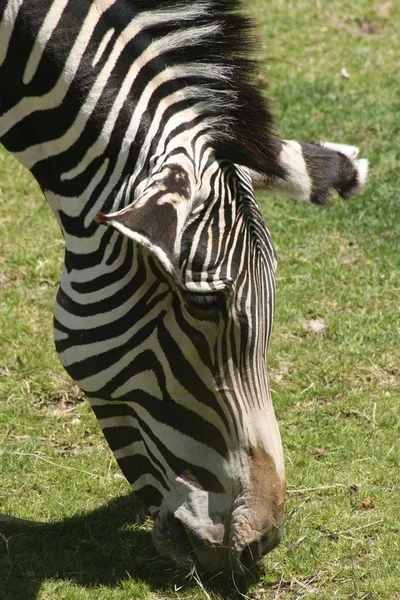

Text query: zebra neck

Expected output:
[0,1,216,200]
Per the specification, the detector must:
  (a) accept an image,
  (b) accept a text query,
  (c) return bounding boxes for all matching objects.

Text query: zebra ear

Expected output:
[94,166,193,274]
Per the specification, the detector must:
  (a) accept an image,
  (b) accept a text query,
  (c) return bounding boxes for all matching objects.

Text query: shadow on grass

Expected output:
[0,492,263,600]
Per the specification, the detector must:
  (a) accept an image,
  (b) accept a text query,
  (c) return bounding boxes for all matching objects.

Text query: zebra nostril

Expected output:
[261,525,284,555]
[236,526,284,571]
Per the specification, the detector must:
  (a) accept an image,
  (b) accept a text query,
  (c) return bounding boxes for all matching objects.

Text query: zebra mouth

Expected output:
[151,510,282,572]
[152,511,231,572]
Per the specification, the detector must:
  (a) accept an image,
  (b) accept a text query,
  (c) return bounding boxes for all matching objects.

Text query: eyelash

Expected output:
[182,291,223,310]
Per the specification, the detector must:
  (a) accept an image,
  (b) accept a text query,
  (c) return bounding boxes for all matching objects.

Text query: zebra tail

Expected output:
[251,140,368,204]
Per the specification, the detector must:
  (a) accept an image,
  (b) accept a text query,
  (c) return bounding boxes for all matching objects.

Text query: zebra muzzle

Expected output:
[151,508,284,572]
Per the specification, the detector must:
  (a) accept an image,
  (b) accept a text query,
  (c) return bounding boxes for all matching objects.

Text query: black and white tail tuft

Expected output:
[252,140,368,205]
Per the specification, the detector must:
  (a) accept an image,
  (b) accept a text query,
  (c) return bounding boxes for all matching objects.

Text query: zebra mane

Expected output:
[131,0,282,178]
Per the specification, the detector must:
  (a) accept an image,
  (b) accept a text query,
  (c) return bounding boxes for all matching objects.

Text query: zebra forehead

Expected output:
[154,165,191,201]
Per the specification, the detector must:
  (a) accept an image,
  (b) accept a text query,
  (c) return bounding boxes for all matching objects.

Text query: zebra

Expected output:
[0,0,367,572]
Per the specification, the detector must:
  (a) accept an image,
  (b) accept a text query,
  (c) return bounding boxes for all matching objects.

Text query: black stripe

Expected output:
[117,454,168,489]
[101,425,142,452]
[60,315,161,382]
[134,485,163,509]
[71,239,133,293]
[156,320,231,434]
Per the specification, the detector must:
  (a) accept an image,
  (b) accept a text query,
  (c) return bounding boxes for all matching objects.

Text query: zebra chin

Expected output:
[151,509,284,573]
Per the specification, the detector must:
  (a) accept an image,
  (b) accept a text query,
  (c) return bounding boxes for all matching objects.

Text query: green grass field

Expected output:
[1,1,399,599]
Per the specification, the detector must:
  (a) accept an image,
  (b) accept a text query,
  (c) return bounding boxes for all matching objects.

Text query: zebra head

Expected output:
[92,132,366,572]
[95,156,285,572]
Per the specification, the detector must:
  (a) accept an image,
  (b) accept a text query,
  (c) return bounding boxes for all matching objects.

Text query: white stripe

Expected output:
[23,0,70,85]
[320,142,359,159]
[279,140,312,200]
[58,301,165,368]
[92,27,115,67]
[356,159,369,186]
[0,0,24,67]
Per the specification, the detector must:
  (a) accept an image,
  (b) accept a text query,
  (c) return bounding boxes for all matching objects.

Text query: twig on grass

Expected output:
[335,519,384,537]
[317,519,385,543]
[287,484,346,495]
[299,382,314,395]
[190,565,212,600]
[372,402,377,431]
[287,535,307,551]
[273,574,284,599]
[0,450,105,480]
[292,576,317,591]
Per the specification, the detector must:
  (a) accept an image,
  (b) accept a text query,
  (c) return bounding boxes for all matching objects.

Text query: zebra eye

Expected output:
[182,291,224,310]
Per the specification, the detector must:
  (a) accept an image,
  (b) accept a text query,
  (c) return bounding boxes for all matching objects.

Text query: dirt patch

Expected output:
[39,383,85,414]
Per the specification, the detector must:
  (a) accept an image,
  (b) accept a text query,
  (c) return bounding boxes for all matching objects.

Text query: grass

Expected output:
[0,0,399,598]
